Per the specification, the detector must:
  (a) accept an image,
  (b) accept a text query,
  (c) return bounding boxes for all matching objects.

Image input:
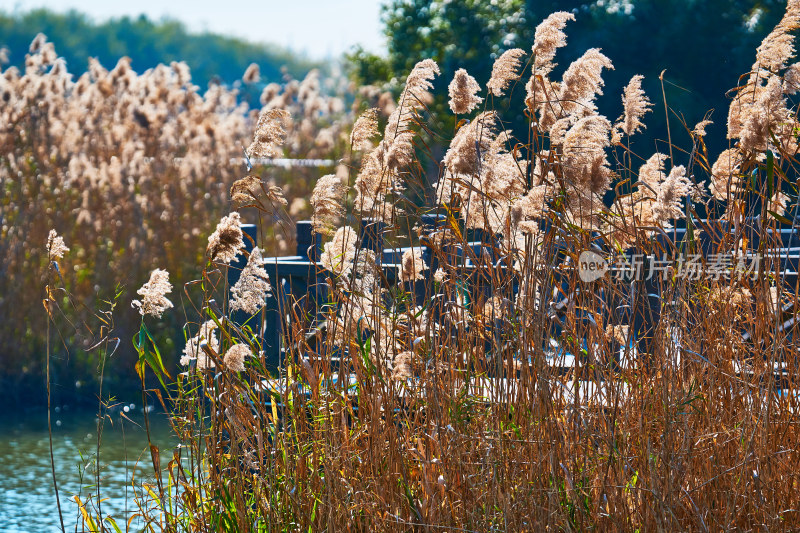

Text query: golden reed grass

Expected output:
[4,37,380,391]
[40,2,800,530]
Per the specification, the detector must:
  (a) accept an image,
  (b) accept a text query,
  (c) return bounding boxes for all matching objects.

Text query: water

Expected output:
[0,405,175,533]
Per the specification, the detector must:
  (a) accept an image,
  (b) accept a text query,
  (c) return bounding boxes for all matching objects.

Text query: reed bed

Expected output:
[41,2,800,531]
[3,39,359,396]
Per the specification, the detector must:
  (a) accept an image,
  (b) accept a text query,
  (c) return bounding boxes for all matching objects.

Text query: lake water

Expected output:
[0,405,175,533]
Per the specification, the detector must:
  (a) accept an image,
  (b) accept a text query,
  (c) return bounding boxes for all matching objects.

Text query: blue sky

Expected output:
[6,0,386,58]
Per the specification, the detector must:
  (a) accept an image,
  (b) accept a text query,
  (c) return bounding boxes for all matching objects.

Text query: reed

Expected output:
[4,39,357,400]
[41,2,800,530]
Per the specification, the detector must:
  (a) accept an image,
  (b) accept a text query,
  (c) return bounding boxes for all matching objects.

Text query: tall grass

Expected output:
[43,2,800,530]
[2,38,360,400]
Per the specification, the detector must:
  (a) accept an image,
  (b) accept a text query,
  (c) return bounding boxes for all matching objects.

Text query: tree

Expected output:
[351,0,788,161]
[0,9,320,90]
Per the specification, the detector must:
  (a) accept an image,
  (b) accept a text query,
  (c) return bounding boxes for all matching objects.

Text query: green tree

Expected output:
[528,0,787,159]
[0,9,320,90]
[351,0,787,161]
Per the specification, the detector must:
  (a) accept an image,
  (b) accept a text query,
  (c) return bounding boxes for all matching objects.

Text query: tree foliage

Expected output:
[0,8,320,89]
[351,0,788,158]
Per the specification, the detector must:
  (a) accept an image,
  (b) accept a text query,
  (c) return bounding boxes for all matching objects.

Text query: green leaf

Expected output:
[768,210,793,225]
[355,317,379,378]
[104,516,123,533]
[135,325,147,380]
[766,150,775,199]
[309,499,318,531]
[134,321,172,389]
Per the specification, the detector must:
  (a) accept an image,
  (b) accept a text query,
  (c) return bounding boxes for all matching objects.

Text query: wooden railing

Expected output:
[229,216,800,380]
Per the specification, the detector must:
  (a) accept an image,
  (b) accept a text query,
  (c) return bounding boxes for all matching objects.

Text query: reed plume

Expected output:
[487,48,526,97]
[310,173,348,235]
[616,74,652,137]
[180,320,219,369]
[532,11,575,75]
[639,152,669,191]
[354,59,440,221]
[229,247,271,315]
[320,226,357,277]
[131,268,173,318]
[561,114,613,194]
[207,212,245,265]
[652,165,690,223]
[710,148,744,201]
[399,247,427,282]
[448,68,483,114]
[46,229,69,260]
[768,190,790,216]
[223,343,251,372]
[693,119,713,137]
[230,175,263,207]
[753,0,800,74]
[555,48,614,122]
[242,63,260,84]
[350,108,379,151]
[248,108,290,157]
[443,111,498,176]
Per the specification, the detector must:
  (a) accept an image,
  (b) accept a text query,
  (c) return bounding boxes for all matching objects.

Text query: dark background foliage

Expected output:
[0,8,320,88]
[349,0,787,164]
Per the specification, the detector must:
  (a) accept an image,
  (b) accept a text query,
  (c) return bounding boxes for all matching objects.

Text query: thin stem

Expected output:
[46,294,66,533]
[659,70,674,167]
[95,343,106,530]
